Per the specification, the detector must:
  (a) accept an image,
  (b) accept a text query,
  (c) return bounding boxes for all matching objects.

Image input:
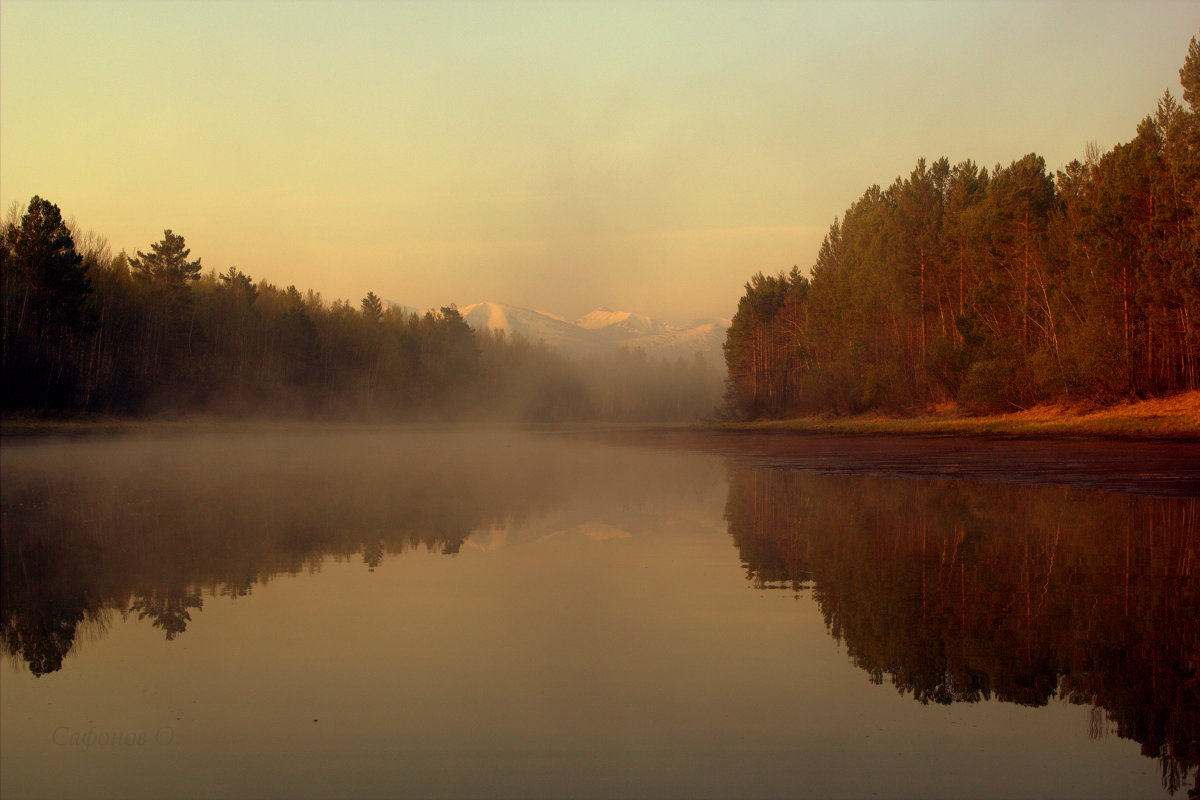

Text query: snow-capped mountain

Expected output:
[460,302,613,356]
[459,301,728,365]
[576,308,671,339]
[623,320,728,364]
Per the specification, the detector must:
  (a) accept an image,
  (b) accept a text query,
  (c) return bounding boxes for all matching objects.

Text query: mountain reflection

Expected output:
[725,466,1199,796]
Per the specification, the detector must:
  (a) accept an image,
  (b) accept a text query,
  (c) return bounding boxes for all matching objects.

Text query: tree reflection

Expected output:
[0,432,571,675]
[0,509,105,676]
[724,466,1199,796]
[129,589,203,640]
[3,595,89,677]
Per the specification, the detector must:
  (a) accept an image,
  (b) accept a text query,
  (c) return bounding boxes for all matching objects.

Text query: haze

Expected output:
[1,0,1194,323]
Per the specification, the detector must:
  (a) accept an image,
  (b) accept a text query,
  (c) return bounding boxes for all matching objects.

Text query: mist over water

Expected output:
[1,427,1195,799]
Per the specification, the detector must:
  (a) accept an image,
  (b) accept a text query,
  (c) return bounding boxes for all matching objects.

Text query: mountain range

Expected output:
[458,302,730,365]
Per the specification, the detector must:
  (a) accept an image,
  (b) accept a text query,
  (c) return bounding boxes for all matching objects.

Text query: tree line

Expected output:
[725,37,1200,416]
[1,202,721,421]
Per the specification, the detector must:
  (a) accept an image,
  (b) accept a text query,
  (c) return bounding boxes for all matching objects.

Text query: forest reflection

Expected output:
[1,430,589,676]
[4,430,1197,796]
[724,466,1199,796]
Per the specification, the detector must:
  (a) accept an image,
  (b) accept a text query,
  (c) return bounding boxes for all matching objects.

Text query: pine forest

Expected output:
[724,37,1200,417]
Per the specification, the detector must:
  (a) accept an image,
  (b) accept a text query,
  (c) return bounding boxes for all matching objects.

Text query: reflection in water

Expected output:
[2,429,1197,798]
[1,429,585,675]
[725,466,1199,796]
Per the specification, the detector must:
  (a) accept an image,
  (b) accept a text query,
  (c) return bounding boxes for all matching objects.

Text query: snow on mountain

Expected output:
[575,307,726,364]
[460,301,728,365]
[459,302,612,356]
[628,321,728,365]
[575,308,669,338]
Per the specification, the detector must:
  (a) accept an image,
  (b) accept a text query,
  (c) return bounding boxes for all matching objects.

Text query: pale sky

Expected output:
[2,1,1196,324]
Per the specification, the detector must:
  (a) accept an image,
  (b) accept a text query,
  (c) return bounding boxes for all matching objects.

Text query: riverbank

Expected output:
[706,392,1200,440]
[3,392,1199,441]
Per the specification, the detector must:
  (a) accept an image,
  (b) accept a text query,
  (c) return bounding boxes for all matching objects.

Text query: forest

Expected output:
[725,37,1200,417]
[8,38,1197,423]
[0,207,720,421]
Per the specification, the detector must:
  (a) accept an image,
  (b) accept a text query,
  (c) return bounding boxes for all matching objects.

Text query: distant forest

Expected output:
[1,212,720,421]
[725,37,1200,417]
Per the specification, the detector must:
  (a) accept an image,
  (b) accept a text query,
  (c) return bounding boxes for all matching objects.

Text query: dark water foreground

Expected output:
[1,428,1196,799]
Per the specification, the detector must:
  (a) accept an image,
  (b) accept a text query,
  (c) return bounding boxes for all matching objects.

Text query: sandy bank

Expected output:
[708,392,1200,441]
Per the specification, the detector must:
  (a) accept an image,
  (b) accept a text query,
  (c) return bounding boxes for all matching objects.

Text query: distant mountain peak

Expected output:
[456,301,728,365]
[576,307,671,337]
[460,302,611,356]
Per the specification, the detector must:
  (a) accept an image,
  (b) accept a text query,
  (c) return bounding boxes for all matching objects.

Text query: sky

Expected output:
[1,1,1196,325]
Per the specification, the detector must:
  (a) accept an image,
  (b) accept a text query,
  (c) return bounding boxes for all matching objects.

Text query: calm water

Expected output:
[1,427,1196,799]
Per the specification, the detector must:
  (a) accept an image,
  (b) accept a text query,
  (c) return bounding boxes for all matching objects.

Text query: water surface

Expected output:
[2,428,1196,798]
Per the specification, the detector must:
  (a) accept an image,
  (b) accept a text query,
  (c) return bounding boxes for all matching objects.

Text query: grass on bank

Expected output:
[709,391,1200,440]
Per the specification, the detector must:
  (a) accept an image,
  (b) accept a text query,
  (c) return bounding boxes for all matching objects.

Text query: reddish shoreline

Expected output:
[704,392,1200,442]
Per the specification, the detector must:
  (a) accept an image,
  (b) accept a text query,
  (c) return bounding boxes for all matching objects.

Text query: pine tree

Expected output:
[1,196,93,409]
[4,196,91,333]
[360,291,383,323]
[129,230,202,286]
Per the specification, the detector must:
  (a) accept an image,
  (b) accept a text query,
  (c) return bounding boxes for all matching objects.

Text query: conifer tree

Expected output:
[129,230,202,286]
[3,196,91,334]
[360,291,383,323]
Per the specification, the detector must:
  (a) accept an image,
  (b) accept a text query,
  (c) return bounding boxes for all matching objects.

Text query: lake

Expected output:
[1,427,1197,799]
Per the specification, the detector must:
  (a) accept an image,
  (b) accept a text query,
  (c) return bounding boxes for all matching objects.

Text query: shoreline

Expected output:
[2,392,1198,442]
[700,392,1200,442]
